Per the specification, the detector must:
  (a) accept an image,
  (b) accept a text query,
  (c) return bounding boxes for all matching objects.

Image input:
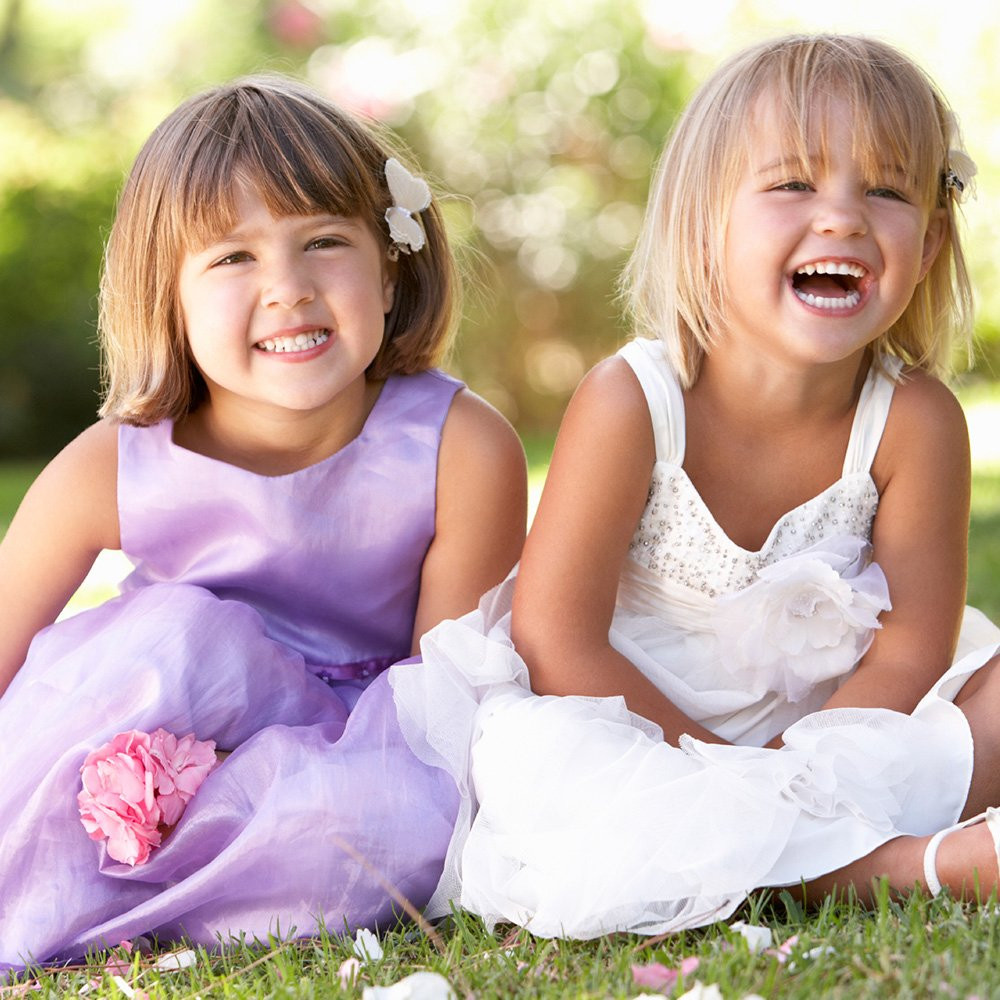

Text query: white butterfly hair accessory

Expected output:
[385,157,431,260]
[942,111,977,204]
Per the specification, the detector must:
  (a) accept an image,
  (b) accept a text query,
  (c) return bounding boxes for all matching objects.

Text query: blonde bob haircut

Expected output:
[99,74,457,424]
[623,33,974,387]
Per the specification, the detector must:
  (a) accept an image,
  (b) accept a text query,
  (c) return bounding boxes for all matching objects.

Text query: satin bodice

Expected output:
[117,370,461,677]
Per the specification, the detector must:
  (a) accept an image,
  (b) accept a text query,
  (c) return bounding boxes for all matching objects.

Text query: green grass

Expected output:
[5,889,1000,997]
[968,470,1000,621]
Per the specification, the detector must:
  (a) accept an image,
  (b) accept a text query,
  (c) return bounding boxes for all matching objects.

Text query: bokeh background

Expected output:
[2,0,1000,463]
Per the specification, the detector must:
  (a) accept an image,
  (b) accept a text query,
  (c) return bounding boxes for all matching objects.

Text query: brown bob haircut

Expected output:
[98,74,457,424]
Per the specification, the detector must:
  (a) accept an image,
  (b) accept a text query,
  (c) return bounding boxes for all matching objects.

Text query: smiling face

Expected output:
[177,183,395,421]
[720,95,945,372]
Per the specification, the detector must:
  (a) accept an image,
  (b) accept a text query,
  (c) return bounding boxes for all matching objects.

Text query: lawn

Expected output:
[3,409,1000,997]
[4,884,1000,997]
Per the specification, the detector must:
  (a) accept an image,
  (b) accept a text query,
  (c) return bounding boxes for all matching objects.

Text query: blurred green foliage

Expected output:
[5,1,997,460]
[0,0,697,457]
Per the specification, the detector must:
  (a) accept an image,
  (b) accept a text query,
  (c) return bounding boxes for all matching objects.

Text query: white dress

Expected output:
[389,338,1000,938]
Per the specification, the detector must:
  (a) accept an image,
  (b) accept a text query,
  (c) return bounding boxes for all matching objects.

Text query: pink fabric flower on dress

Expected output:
[78,728,217,866]
[147,729,219,827]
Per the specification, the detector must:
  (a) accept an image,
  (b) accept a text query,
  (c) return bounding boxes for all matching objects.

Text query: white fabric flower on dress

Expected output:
[714,536,891,703]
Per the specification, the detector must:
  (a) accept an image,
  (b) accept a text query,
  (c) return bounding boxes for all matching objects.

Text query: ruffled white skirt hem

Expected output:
[389,580,998,939]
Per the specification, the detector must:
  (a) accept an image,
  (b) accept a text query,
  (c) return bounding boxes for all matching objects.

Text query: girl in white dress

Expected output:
[389,33,1000,937]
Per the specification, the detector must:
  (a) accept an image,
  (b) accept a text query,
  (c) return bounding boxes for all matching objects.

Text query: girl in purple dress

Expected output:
[0,75,526,971]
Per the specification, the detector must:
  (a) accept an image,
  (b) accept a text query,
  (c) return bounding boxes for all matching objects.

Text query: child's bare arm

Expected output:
[0,421,120,696]
[410,389,527,652]
[821,372,970,715]
[512,358,729,746]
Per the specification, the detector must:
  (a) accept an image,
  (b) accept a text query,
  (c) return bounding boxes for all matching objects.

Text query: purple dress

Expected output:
[0,370,461,971]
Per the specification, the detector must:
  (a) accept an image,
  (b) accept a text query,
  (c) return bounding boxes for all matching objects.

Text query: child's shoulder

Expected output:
[565,348,660,435]
[885,367,967,447]
[13,419,120,556]
[49,418,120,483]
[874,366,969,490]
[439,386,525,474]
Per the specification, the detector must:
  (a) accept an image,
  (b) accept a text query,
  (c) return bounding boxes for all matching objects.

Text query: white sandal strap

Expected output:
[923,809,1000,896]
[923,828,949,896]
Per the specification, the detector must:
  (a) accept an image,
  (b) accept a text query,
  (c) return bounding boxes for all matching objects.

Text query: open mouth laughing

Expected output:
[791,260,867,311]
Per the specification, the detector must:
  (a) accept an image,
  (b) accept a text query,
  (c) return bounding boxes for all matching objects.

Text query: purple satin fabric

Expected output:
[0,371,462,971]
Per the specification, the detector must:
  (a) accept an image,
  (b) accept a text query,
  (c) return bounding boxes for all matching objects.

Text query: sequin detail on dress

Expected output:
[628,468,878,597]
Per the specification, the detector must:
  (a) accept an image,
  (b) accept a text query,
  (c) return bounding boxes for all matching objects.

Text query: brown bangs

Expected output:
[170,82,389,254]
[99,74,459,425]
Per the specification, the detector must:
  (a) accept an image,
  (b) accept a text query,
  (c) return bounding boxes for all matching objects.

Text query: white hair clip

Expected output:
[943,150,977,202]
[943,112,977,203]
[385,157,431,260]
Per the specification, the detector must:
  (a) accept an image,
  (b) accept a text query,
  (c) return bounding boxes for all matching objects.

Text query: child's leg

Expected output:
[799,655,1000,904]
[801,821,999,903]
[951,655,1000,816]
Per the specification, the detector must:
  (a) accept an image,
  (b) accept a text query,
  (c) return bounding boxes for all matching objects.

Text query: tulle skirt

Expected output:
[390,582,999,939]
[0,584,458,971]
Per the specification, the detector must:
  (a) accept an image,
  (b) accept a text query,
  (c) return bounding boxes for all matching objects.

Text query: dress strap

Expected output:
[617,338,686,465]
[841,356,903,476]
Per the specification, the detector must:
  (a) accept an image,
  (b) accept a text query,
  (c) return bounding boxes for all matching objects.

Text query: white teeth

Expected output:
[256,330,330,353]
[794,289,862,310]
[795,260,866,279]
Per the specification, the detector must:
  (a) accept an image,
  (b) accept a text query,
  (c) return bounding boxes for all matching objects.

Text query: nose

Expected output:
[812,189,867,238]
[261,259,315,309]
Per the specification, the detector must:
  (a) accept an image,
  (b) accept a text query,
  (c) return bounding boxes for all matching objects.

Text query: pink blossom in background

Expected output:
[78,728,217,866]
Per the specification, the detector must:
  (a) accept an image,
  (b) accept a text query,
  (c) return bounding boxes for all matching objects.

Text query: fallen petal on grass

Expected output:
[730,921,772,953]
[631,962,676,990]
[787,943,836,972]
[632,955,699,991]
[151,949,198,971]
[338,956,362,986]
[362,970,456,1000]
[354,928,384,962]
[676,982,724,1000]
[110,974,134,998]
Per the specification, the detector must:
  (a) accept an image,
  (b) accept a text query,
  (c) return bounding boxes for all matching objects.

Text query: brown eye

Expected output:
[212,251,253,267]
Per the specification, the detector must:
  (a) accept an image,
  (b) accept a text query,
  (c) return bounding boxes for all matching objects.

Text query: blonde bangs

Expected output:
[763,40,947,212]
[624,33,972,386]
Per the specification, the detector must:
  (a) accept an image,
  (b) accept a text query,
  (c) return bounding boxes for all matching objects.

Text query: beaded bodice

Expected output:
[628,468,877,598]
[620,339,896,600]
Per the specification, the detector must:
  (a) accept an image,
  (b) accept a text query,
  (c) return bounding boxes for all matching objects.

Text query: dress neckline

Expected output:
[618,338,895,556]
[672,366,880,555]
[653,459,877,558]
[165,375,396,479]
